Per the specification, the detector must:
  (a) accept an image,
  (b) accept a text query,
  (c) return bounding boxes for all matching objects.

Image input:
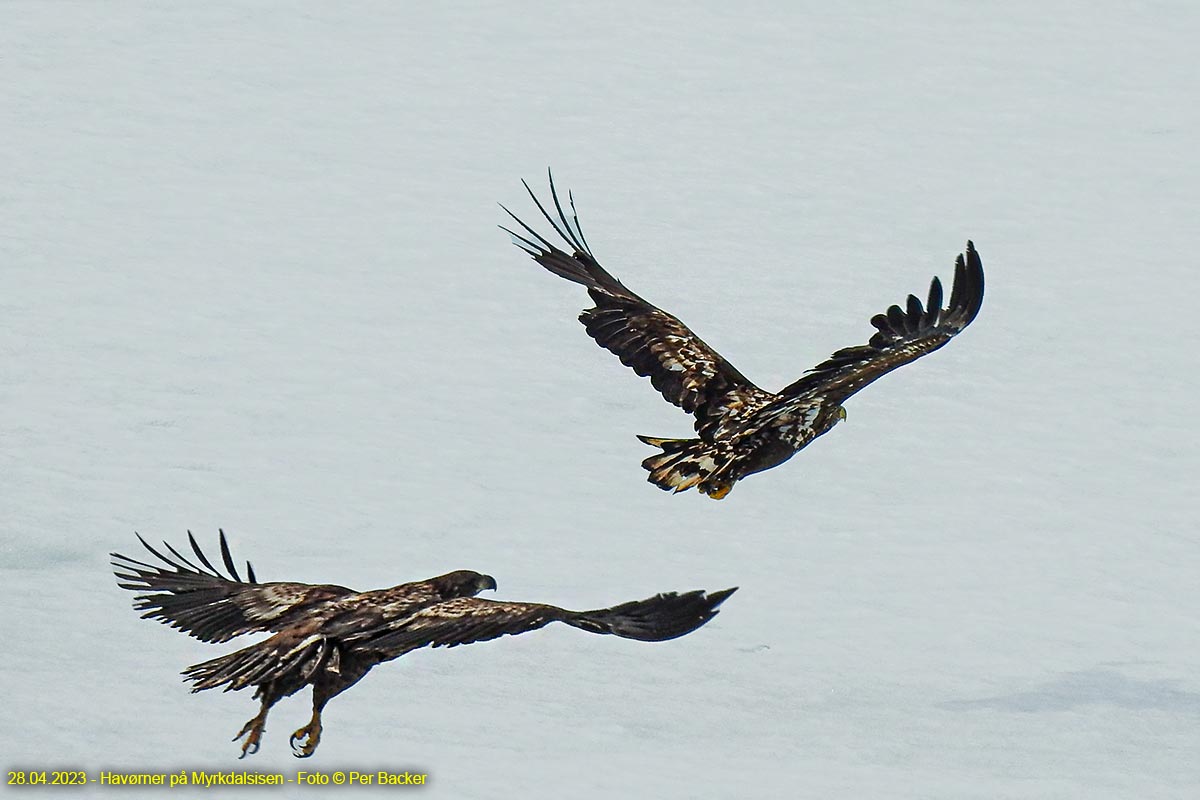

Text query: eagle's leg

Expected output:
[290,686,331,759]
[233,692,275,759]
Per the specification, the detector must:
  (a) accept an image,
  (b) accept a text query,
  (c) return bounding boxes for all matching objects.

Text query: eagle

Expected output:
[112,531,735,758]
[501,173,985,499]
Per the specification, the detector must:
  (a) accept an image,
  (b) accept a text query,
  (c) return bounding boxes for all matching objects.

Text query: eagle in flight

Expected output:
[501,173,985,499]
[113,531,734,758]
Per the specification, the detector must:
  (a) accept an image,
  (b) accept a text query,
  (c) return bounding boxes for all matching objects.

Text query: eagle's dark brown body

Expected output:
[113,531,734,757]
[502,174,985,498]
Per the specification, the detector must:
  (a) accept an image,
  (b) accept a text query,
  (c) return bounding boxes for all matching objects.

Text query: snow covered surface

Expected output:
[3,2,1197,797]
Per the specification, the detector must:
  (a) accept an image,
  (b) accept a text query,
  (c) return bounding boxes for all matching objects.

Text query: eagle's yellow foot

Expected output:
[290,713,323,759]
[706,484,732,500]
[233,714,266,759]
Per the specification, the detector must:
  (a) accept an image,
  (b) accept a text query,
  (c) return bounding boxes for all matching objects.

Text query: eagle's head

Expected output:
[432,570,498,598]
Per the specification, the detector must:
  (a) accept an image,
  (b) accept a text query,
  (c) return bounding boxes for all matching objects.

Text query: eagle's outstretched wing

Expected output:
[356,587,737,657]
[778,242,984,403]
[501,172,760,418]
[112,531,354,644]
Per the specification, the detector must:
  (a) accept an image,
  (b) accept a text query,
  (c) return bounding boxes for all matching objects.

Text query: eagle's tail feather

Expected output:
[637,435,735,499]
[183,634,329,693]
[565,588,737,642]
[183,644,268,692]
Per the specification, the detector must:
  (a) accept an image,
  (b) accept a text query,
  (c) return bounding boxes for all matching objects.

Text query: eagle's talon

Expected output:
[233,714,265,758]
[290,715,323,758]
[706,484,732,500]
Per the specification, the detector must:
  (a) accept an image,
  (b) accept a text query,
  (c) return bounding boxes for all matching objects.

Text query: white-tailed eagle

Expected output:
[113,531,735,758]
[501,173,984,499]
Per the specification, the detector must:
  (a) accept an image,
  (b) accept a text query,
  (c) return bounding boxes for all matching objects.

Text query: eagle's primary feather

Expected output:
[114,532,734,758]
[113,530,353,643]
[501,171,984,498]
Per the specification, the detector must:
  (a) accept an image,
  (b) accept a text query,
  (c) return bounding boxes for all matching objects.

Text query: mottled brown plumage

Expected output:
[501,173,984,498]
[113,531,735,757]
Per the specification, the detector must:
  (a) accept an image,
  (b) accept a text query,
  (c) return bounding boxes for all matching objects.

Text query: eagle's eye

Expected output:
[837,406,847,422]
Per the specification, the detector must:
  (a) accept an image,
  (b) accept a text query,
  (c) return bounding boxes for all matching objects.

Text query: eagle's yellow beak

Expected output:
[837,406,847,422]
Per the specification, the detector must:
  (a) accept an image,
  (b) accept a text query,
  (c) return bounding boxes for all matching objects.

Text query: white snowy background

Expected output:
[3,2,1197,797]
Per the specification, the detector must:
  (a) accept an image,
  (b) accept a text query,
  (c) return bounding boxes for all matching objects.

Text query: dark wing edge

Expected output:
[780,241,984,401]
[500,170,759,415]
[112,530,353,644]
[499,169,628,297]
[358,587,737,657]
[567,587,738,642]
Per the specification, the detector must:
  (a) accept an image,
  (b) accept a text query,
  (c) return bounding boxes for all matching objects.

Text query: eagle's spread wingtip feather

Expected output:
[189,530,222,578]
[499,203,560,255]
[548,170,590,257]
[568,188,593,254]
[955,240,984,328]
[218,530,242,584]
[522,173,577,256]
[926,276,944,326]
[710,587,739,606]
